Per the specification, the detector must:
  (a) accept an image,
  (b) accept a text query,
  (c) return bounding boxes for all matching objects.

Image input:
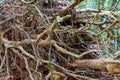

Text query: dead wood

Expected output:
[72,59,120,74]
[58,0,84,16]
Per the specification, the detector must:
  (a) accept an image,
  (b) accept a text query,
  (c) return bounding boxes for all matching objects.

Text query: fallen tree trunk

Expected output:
[72,59,120,74]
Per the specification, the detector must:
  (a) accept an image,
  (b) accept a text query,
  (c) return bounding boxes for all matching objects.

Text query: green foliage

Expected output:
[91,24,97,29]
[118,28,120,35]
[103,0,109,8]
[113,29,118,37]
[75,1,86,10]
[87,30,95,35]
[101,32,107,38]
[0,0,3,4]
[79,71,87,76]
[56,16,64,23]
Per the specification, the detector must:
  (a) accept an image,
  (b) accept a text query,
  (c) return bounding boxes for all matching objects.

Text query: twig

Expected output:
[23,57,34,80]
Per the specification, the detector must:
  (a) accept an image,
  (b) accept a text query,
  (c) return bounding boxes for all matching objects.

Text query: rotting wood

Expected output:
[72,59,120,74]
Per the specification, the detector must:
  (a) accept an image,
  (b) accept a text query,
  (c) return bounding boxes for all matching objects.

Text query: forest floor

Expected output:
[0,0,120,80]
